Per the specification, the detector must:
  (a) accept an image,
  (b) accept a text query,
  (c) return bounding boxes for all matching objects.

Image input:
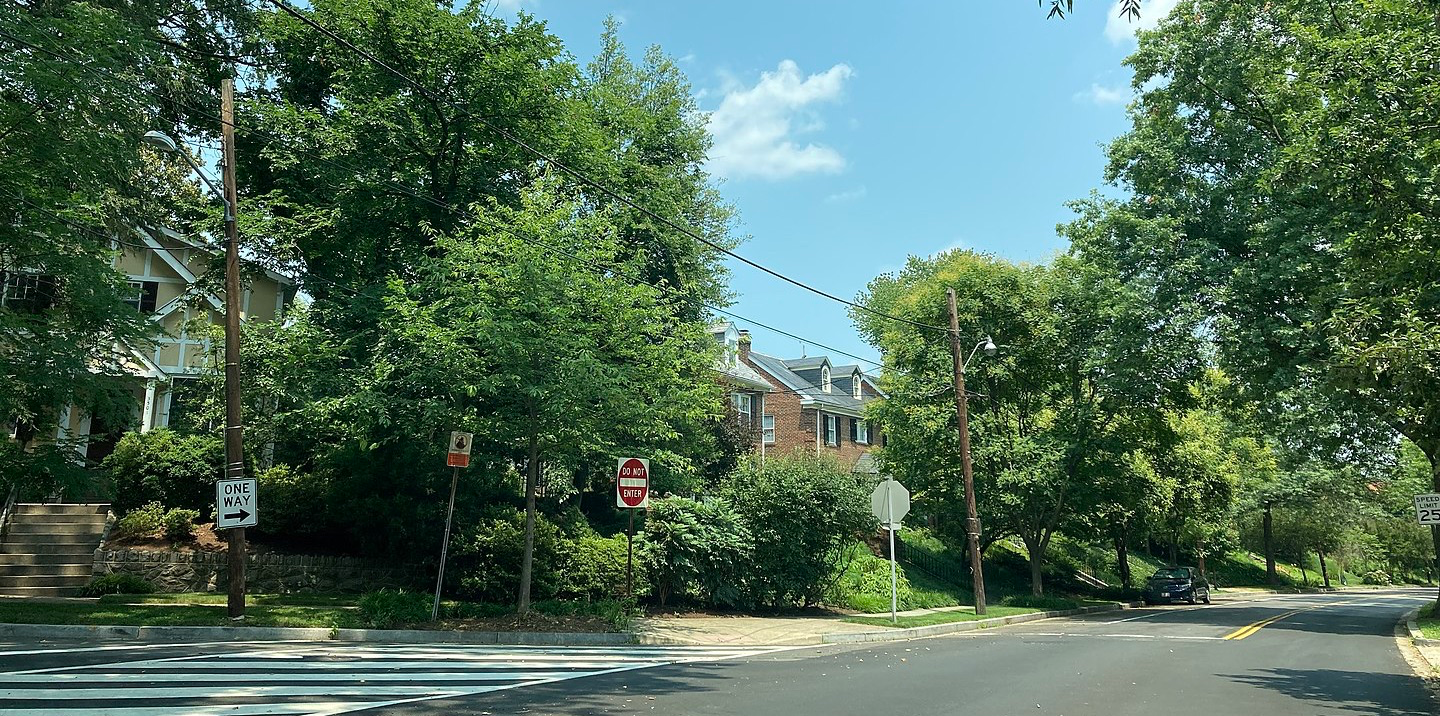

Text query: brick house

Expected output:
[712,323,884,474]
[711,322,772,449]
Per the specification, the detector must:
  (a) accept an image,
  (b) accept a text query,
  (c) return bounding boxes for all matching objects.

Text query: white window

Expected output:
[732,393,752,426]
[821,365,831,393]
[825,414,838,446]
[726,338,739,367]
[763,414,775,444]
[123,280,159,313]
[856,419,869,445]
[853,371,863,399]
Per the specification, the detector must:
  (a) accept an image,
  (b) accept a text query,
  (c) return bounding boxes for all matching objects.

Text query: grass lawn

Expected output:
[1414,603,1440,640]
[0,600,360,628]
[844,605,1043,629]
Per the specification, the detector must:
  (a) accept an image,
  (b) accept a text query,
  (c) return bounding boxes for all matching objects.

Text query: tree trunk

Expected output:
[517,427,540,613]
[1198,552,1207,579]
[1024,536,1044,596]
[1318,549,1330,589]
[1168,539,1178,566]
[1299,562,1308,587]
[1115,535,1132,590]
[1263,504,1278,586]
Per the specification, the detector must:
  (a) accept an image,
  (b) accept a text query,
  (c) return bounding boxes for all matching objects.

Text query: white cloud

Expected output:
[824,186,867,203]
[1076,83,1128,105]
[705,60,853,180]
[1105,0,1180,44]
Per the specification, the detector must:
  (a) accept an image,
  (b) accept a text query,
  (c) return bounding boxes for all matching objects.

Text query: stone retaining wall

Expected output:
[93,549,426,594]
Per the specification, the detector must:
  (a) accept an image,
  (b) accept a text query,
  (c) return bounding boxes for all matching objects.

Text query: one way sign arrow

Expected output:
[215,478,259,529]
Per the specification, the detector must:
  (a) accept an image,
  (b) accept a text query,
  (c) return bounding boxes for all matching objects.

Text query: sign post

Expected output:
[870,477,910,624]
[1416,494,1440,603]
[616,457,650,599]
[433,432,472,621]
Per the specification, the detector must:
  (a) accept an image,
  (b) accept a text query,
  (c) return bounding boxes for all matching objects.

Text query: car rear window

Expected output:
[1151,569,1189,580]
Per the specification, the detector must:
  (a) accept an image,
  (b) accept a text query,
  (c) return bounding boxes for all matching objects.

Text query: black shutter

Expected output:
[849,418,858,442]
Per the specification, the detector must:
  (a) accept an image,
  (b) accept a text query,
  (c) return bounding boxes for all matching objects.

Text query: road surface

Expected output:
[0,589,1432,715]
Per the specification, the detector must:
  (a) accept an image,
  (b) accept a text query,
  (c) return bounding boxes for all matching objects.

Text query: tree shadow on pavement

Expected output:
[386,658,739,715]
[1224,668,1435,716]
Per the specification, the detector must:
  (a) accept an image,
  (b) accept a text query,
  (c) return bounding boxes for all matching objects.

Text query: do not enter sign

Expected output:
[616,457,649,509]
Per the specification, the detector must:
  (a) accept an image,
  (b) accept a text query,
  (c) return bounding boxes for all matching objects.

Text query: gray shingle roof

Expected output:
[748,351,872,415]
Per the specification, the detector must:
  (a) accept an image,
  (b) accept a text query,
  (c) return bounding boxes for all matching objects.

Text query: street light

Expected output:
[146,81,246,620]
[946,288,994,616]
[142,131,231,221]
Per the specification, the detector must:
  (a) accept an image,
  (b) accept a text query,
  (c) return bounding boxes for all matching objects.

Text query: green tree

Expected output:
[382,178,719,612]
[1,1,247,485]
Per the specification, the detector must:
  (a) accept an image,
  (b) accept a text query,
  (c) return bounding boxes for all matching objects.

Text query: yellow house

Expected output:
[52,227,296,462]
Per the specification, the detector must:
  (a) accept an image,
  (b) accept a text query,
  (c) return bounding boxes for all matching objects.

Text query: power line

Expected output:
[258,0,947,337]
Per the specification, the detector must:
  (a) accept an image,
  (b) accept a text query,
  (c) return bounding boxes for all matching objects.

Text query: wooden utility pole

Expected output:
[947,288,987,616]
[221,78,247,620]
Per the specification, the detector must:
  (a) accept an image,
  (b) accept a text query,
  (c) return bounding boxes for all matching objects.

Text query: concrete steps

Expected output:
[0,503,109,597]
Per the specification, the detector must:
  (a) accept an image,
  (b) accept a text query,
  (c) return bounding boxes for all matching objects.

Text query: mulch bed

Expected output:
[434,612,617,633]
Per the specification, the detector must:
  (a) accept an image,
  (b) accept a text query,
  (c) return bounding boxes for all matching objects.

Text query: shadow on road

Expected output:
[1224,668,1434,715]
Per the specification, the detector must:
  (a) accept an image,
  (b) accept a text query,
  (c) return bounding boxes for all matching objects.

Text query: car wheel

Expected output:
[1187,595,1197,605]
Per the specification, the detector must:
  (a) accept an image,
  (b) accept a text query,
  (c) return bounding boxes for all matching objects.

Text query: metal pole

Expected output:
[887,479,898,624]
[626,508,635,599]
[1431,524,1439,605]
[220,78,247,621]
[431,466,460,622]
[947,288,987,616]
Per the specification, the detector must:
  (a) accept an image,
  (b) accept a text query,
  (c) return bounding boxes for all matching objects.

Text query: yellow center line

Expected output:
[1222,598,1367,641]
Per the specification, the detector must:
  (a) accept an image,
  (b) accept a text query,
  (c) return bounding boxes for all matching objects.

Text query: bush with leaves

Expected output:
[825,546,916,613]
[559,533,646,601]
[81,573,155,596]
[357,589,432,628]
[101,430,223,514]
[640,496,752,607]
[112,502,167,539]
[162,508,199,541]
[252,465,333,543]
[721,455,874,607]
[449,509,562,603]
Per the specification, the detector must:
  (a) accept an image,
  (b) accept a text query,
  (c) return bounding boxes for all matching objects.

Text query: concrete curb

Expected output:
[820,602,1133,645]
[0,622,636,646]
[1400,607,1440,647]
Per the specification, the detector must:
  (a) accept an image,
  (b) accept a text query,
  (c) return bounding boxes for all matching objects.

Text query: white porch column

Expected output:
[140,379,158,433]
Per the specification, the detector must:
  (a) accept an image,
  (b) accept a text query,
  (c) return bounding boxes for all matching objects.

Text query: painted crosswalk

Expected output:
[0,643,789,715]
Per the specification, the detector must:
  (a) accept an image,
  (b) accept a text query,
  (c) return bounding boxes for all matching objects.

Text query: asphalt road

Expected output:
[0,589,1433,716]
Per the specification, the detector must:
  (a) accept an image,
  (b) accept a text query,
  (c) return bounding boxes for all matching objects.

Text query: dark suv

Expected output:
[1142,567,1210,605]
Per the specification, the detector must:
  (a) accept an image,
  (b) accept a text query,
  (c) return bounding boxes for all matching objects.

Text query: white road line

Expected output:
[0,640,307,658]
[54,659,667,671]
[1,670,602,683]
[0,701,398,716]
[0,685,490,699]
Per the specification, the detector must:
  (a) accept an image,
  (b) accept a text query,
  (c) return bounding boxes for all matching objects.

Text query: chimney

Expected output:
[738,330,751,361]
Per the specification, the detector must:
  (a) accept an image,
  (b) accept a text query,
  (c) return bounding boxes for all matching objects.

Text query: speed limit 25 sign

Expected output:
[616,457,649,509]
[1415,493,1440,526]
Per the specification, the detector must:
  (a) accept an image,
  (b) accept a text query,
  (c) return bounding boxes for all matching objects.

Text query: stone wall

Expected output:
[93,549,426,594]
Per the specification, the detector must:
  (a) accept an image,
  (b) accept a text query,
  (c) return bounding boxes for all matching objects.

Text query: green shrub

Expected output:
[532,599,638,631]
[253,465,331,540]
[559,533,646,601]
[101,430,223,514]
[81,573,155,596]
[826,547,915,612]
[721,455,873,607]
[112,502,167,538]
[640,496,752,608]
[450,509,562,603]
[163,508,199,541]
[357,589,432,628]
[441,601,510,619]
[1361,569,1393,586]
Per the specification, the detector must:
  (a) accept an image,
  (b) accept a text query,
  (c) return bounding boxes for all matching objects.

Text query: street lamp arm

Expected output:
[179,153,233,222]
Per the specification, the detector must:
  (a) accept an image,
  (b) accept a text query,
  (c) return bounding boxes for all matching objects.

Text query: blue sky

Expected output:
[492,0,1173,367]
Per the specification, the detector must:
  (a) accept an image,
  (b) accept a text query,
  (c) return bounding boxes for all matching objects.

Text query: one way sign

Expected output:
[215,477,259,529]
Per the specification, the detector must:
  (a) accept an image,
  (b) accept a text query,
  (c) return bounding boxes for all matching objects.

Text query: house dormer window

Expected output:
[821,365,831,392]
[726,337,738,367]
[853,371,862,399]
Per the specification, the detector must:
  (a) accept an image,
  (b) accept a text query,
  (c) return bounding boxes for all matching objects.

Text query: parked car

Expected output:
[1142,566,1210,605]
